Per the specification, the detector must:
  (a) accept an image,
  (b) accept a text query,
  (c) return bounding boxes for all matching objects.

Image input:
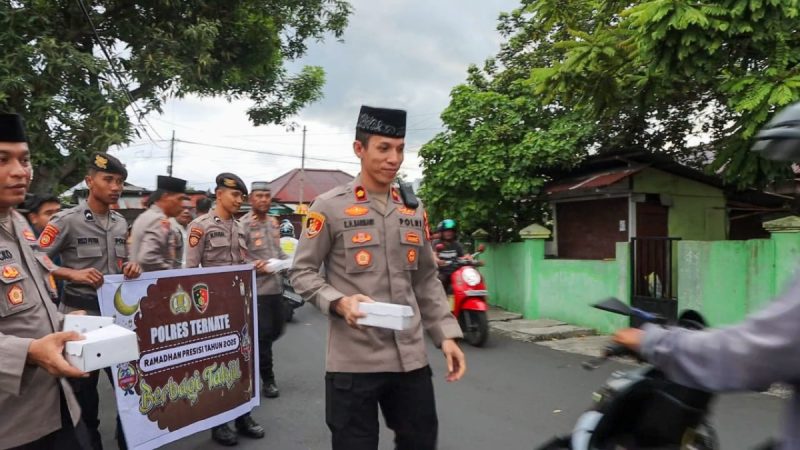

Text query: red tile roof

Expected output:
[269,168,354,203]
[545,167,643,195]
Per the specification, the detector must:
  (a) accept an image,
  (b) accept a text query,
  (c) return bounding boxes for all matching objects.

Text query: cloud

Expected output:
[114,0,519,192]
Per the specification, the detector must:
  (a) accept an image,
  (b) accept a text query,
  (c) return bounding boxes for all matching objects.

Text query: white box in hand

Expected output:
[62,315,113,334]
[64,324,140,372]
[267,258,292,273]
[357,302,414,331]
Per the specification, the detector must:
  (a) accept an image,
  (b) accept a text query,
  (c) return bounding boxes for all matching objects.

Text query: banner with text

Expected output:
[98,265,259,450]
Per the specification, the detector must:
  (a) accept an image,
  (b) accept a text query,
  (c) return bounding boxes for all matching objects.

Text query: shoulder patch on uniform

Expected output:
[305,211,326,239]
[189,227,204,247]
[39,223,60,248]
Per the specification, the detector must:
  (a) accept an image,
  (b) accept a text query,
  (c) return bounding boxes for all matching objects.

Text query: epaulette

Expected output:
[316,184,347,201]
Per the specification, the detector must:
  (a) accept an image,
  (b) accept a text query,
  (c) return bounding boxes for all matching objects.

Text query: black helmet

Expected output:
[438,218,457,232]
[279,220,295,238]
[752,102,800,161]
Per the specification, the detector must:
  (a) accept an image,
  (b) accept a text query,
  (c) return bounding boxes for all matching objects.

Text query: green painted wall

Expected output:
[482,219,800,332]
[480,241,629,334]
[535,243,630,333]
[633,168,726,241]
[677,239,775,326]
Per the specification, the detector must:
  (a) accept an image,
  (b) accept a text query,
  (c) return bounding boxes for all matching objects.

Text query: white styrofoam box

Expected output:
[357,302,414,331]
[64,324,140,372]
[62,315,114,334]
[267,258,293,273]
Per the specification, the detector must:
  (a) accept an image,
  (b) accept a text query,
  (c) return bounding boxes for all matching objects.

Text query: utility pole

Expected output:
[298,126,307,213]
[168,130,175,176]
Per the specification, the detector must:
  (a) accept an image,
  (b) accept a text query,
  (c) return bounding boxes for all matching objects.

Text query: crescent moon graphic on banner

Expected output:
[113,284,140,316]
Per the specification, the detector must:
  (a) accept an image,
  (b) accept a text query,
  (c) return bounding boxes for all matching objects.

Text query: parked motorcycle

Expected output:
[436,244,490,347]
[536,298,718,450]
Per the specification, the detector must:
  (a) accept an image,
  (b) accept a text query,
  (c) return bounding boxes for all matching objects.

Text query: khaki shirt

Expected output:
[170,217,188,268]
[185,213,247,268]
[0,210,81,448]
[129,205,181,271]
[289,176,462,373]
[39,205,128,307]
[240,212,288,296]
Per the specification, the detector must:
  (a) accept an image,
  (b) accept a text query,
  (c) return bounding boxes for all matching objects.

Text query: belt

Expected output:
[63,293,99,311]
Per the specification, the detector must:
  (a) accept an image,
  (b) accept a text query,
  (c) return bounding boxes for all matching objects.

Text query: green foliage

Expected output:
[421,0,800,242]
[0,1,351,193]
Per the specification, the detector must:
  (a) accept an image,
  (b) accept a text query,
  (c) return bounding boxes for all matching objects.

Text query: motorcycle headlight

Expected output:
[461,267,481,287]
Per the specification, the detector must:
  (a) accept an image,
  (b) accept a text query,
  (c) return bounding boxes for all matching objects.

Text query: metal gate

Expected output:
[630,237,680,327]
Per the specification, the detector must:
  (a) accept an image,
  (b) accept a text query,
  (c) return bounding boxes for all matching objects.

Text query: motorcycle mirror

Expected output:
[677,309,707,330]
[592,297,633,316]
[477,244,486,252]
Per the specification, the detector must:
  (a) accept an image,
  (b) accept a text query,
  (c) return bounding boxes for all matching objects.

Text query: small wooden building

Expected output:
[543,152,791,260]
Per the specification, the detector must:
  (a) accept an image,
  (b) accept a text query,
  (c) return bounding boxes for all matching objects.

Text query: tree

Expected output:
[0,0,351,193]
[420,0,800,242]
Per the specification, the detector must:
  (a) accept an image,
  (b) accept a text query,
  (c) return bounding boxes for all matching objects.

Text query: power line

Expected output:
[219,126,445,139]
[174,139,363,166]
[75,0,165,148]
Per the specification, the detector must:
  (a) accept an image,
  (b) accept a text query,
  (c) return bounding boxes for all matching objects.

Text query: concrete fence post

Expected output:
[764,216,800,292]
[519,224,551,318]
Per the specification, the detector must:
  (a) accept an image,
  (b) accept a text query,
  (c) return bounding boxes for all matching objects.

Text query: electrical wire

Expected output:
[75,0,166,148]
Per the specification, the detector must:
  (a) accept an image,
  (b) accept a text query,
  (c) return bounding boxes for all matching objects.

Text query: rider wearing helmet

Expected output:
[279,219,299,256]
[436,219,465,261]
[435,218,473,293]
[615,102,800,450]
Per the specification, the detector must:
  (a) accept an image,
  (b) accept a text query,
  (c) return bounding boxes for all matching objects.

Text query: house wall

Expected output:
[633,168,726,241]
[479,221,800,332]
[555,197,628,259]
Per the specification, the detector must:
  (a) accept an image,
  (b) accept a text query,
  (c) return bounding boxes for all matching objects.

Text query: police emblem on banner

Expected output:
[192,283,210,313]
[117,363,138,396]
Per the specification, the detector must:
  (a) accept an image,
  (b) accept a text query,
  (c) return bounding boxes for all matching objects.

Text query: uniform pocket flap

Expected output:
[343,229,380,249]
[209,237,228,248]
[399,228,423,247]
[76,245,103,259]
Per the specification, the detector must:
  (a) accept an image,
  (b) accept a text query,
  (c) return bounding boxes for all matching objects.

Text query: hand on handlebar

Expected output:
[613,328,644,353]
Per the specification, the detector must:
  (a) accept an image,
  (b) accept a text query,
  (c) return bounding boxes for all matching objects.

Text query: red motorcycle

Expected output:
[436,244,489,347]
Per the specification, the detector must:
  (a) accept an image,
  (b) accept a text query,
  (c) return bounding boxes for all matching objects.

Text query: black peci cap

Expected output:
[356,106,407,138]
[0,113,28,143]
[156,175,187,193]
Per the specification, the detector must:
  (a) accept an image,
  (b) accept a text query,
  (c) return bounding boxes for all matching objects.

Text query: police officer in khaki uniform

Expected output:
[240,181,289,398]
[290,106,467,450]
[185,173,267,446]
[39,151,142,450]
[129,175,187,271]
[0,113,89,449]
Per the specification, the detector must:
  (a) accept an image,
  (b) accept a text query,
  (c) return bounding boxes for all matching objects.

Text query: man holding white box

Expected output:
[240,181,290,399]
[290,105,466,450]
[0,113,89,450]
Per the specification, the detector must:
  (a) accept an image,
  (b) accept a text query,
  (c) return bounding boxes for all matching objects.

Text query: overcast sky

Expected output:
[109,0,519,192]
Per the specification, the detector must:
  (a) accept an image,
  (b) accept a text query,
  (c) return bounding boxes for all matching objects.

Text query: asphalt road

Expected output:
[98,305,786,449]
